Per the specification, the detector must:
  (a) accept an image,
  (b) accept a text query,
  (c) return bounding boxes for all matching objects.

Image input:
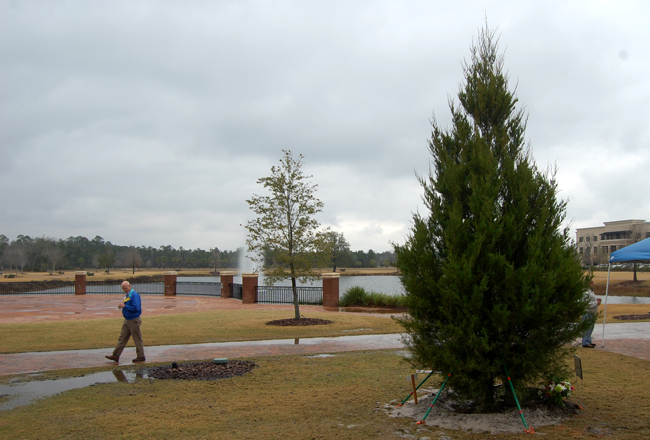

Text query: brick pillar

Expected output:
[322,273,340,309]
[75,271,86,295]
[220,271,234,298]
[242,273,259,304]
[164,271,178,296]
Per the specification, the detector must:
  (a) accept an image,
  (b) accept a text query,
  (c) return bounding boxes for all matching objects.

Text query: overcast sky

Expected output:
[1,1,648,253]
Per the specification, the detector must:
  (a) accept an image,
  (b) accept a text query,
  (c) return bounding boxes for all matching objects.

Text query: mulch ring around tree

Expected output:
[145,360,257,381]
[613,314,650,320]
[265,317,333,326]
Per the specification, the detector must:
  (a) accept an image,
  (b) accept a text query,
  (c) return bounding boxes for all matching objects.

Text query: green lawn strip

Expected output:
[0,309,404,354]
[1,349,649,439]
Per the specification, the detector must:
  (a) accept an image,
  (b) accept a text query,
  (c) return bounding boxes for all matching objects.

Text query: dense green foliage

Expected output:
[394,25,591,411]
[339,286,406,308]
[0,234,241,272]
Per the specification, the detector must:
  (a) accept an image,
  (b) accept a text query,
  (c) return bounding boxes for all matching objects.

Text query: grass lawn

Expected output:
[1,303,645,355]
[0,309,405,354]
[1,348,649,439]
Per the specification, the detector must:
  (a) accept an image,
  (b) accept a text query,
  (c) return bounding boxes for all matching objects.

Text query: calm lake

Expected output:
[179,275,650,304]
[180,275,406,295]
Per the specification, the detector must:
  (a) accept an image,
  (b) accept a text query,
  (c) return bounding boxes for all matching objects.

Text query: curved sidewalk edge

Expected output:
[0,334,405,376]
[2,322,649,376]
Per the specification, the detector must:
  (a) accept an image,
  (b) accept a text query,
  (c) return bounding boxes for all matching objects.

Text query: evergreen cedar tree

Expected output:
[394,25,592,411]
[245,150,329,320]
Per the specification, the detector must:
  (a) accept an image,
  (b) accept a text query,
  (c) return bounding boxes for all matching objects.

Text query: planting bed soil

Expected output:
[265,318,333,326]
[613,314,650,320]
[146,360,256,381]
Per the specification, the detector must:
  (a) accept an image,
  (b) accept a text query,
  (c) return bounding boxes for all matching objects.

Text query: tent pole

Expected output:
[601,263,611,348]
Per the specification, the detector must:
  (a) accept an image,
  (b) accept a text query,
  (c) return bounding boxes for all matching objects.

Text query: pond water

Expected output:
[179,275,406,296]
[179,275,650,303]
[0,370,144,411]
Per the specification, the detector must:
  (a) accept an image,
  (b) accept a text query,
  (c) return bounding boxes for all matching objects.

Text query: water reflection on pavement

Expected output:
[0,370,144,411]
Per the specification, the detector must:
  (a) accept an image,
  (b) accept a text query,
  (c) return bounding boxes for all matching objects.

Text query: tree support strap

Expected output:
[397,370,435,407]
[503,363,534,434]
[416,369,452,425]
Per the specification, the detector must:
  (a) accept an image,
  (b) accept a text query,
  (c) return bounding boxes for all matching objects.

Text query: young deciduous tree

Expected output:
[245,150,328,319]
[42,239,65,275]
[120,246,143,274]
[98,251,115,274]
[210,247,221,272]
[324,231,351,272]
[394,25,591,411]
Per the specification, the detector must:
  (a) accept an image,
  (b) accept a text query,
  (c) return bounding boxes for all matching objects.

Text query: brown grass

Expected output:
[596,304,650,323]
[1,348,649,439]
[591,279,650,298]
[0,268,216,283]
[0,309,404,354]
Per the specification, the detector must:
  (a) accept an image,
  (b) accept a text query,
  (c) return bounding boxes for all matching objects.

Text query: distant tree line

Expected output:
[0,234,240,274]
[0,233,395,274]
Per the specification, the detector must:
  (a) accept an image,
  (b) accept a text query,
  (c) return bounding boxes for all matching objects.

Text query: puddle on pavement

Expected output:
[0,370,147,411]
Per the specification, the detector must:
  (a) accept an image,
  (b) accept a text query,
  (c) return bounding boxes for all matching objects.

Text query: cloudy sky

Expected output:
[1,1,648,253]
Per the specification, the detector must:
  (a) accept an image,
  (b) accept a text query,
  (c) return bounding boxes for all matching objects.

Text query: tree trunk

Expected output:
[291,276,300,319]
[633,263,638,282]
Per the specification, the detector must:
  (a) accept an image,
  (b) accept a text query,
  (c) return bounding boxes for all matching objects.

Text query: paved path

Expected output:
[1,323,648,376]
[0,334,406,375]
[0,294,648,375]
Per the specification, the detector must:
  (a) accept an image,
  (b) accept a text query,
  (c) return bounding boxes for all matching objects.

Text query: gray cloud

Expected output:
[2,0,649,252]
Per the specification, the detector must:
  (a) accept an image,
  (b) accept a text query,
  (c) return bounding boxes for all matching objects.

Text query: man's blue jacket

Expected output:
[122,289,142,320]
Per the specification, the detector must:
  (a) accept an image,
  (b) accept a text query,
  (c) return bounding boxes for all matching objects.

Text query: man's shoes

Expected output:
[582,344,595,348]
[105,355,119,362]
[132,357,146,363]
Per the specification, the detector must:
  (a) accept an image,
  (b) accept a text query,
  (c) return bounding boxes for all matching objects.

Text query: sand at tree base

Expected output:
[385,388,571,434]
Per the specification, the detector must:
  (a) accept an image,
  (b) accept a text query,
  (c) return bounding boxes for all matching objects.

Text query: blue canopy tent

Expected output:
[600,237,650,347]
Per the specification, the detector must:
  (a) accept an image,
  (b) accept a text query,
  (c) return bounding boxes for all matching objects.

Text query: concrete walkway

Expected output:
[1,323,648,376]
[0,293,648,375]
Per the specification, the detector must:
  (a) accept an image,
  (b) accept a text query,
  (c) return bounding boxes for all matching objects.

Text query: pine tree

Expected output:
[394,24,591,411]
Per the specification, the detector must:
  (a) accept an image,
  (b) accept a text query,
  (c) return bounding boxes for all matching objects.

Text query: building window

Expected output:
[593,247,597,254]
[579,237,584,242]
[611,245,617,252]
[593,236,598,242]
[646,232,650,238]
[586,236,590,242]
[579,247,583,254]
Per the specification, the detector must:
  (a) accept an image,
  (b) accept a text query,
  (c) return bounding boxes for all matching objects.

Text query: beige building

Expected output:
[576,219,650,265]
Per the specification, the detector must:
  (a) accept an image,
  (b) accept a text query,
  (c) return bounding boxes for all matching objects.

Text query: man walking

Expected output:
[105,280,146,363]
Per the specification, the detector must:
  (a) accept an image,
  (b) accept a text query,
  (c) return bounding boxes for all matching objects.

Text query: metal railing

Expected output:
[0,282,75,296]
[0,281,323,305]
[175,281,221,297]
[231,283,243,300]
[86,283,165,295]
[0,282,165,296]
[256,286,323,305]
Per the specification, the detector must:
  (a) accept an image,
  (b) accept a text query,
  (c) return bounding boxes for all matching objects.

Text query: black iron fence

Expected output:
[231,283,243,300]
[0,282,165,296]
[85,283,165,295]
[175,281,221,297]
[0,282,75,296]
[256,286,323,305]
[0,281,323,304]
